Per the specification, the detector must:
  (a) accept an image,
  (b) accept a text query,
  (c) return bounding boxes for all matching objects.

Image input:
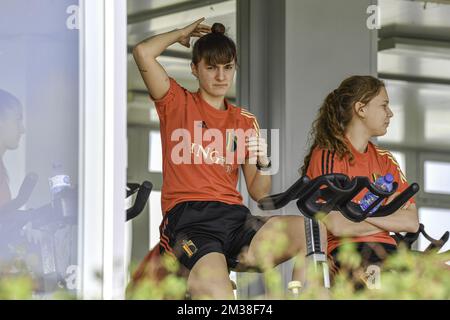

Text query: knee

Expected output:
[188,276,234,300]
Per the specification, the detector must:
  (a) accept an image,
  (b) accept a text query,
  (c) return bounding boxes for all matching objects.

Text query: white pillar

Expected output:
[79,0,127,300]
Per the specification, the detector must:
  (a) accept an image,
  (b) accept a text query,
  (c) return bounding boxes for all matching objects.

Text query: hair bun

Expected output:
[211,23,226,35]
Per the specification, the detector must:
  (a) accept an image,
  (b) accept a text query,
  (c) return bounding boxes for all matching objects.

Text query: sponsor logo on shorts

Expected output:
[181,240,198,258]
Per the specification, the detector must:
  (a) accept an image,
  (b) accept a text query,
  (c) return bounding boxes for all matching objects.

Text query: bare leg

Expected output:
[187,252,234,300]
[237,216,329,294]
[236,216,307,293]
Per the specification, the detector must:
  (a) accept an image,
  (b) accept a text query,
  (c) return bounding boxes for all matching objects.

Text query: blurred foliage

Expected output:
[0,257,34,299]
[126,230,450,300]
[127,253,187,300]
[0,258,78,300]
[0,275,34,300]
[2,219,448,300]
[328,242,450,300]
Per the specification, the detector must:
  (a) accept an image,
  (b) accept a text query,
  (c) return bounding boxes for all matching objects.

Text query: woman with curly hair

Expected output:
[301,76,419,282]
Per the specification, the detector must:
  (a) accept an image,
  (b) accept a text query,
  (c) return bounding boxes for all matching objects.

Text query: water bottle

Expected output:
[48,162,71,199]
[359,173,394,215]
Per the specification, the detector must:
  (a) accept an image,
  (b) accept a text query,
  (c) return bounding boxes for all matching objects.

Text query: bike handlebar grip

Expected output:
[0,172,38,215]
[126,181,153,222]
[259,174,352,212]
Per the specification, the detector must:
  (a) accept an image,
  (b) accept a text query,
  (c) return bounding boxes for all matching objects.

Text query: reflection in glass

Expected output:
[0,90,25,207]
[0,0,79,298]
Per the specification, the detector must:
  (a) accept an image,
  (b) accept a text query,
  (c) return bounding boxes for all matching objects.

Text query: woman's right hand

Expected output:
[178,18,211,48]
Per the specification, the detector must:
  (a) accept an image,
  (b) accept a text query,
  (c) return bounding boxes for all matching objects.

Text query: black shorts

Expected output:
[159,201,270,270]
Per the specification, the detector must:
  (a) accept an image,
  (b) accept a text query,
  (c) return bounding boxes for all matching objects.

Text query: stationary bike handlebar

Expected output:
[0,174,152,223]
[126,181,153,222]
[257,175,311,210]
[393,223,449,253]
[258,174,419,223]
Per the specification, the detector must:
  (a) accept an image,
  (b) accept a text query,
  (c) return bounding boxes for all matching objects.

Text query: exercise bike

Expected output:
[257,174,449,291]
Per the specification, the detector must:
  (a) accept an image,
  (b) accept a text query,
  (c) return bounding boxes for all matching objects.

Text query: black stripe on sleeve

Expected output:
[331,151,336,173]
[326,151,331,174]
[321,150,325,175]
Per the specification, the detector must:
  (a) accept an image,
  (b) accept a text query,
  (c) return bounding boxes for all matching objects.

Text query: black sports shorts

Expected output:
[159,201,271,270]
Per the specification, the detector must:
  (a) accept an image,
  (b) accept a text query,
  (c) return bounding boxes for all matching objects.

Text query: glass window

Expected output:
[418,208,450,253]
[149,131,163,173]
[127,94,159,125]
[0,0,79,298]
[425,109,450,144]
[424,160,450,195]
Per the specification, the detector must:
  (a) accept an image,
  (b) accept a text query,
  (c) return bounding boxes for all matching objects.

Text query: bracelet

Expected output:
[256,160,271,171]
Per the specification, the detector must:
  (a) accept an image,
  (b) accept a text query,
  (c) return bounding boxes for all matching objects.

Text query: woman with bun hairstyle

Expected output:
[301,76,419,282]
[132,19,314,299]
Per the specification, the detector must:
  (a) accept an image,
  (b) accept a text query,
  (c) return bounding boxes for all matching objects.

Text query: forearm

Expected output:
[133,29,183,61]
[323,211,385,237]
[249,173,271,202]
[365,206,419,233]
[132,30,183,98]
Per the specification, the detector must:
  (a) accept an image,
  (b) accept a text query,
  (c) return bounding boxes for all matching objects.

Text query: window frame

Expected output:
[418,151,450,208]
